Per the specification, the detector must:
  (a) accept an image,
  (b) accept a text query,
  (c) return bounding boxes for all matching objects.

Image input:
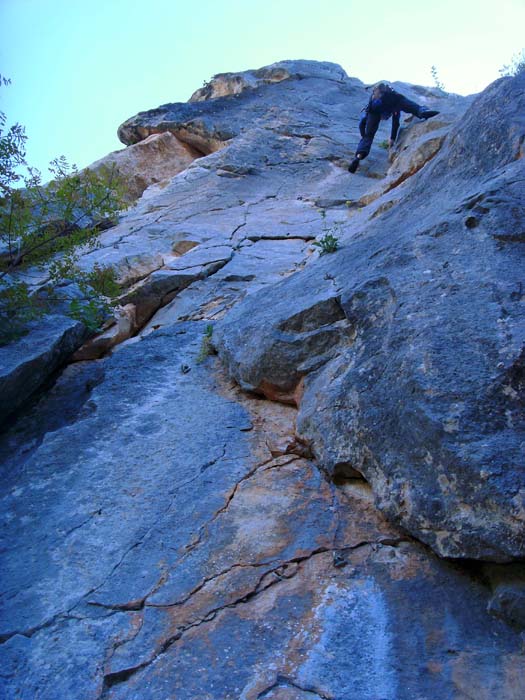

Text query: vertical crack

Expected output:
[179,454,300,560]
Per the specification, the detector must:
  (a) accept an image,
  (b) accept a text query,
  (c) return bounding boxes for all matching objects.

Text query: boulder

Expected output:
[189,59,347,102]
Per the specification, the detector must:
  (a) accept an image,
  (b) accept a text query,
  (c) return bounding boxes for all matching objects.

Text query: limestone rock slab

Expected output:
[0,315,89,425]
[87,131,198,202]
[1,329,522,698]
[215,73,525,562]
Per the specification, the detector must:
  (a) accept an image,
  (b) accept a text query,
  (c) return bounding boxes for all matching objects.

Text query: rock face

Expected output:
[215,72,525,563]
[0,315,89,425]
[1,61,524,699]
[87,131,199,202]
[1,325,524,700]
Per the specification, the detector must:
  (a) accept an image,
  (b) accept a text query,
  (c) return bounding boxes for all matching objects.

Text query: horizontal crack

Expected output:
[98,536,406,695]
[146,560,278,610]
[246,234,316,242]
[0,607,118,645]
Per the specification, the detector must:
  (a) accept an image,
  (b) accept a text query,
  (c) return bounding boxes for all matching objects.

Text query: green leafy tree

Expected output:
[0,76,126,345]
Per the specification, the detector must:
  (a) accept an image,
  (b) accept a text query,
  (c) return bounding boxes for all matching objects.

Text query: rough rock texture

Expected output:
[0,315,89,424]
[88,131,199,202]
[1,61,524,698]
[1,325,524,699]
[189,60,348,102]
[215,71,525,563]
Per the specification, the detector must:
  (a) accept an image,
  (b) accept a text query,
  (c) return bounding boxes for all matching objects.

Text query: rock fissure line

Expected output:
[246,233,316,242]
[149,189,285,230]
[145,560,282,610]
[85,445,239,597]
[0,602,125,645]
[202,453,301,525]
[99,546,334,693]
[176,454,301,562]
[199,443,228,472]
[88,599,147,613]
[163,254,233,274]
[230,221,247,239]
[63,509,102,538]
[257,675,334,700]
[100,540,399,694]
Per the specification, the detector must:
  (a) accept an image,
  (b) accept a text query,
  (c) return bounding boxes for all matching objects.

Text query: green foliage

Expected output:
[0,158,125,270]
[430,65,446,92]
[499,49,525,77]
[0,75,26,197]
[0,278,41,344]
[196,324,215,363]
[0,77,127,345]
[312,232,339,255]
[378,140,390,150]
[68,296,108,331]
[314,211,340,255]
[85,263,120,299]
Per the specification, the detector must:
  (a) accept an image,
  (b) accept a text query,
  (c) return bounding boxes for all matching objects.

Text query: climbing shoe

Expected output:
[419,109,440,120]
[349,157,360,173]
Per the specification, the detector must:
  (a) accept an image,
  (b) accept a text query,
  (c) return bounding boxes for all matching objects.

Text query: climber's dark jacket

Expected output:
[356,88,424,159]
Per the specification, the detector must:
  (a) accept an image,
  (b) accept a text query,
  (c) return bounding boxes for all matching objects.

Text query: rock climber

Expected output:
[349,82,440,173]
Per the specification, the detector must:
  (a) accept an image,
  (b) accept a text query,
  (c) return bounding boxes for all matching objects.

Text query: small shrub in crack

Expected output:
[86,263,120,300]
[430,65,446,92]
[196,324,215,363]
[312,232,339,256]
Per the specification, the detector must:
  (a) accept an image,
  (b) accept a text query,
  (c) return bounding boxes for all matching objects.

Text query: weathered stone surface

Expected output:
[1,60,523,699]
[189,60,348,102]
[116,60,451,162]
[214,72,525,562]
[1,325,523,699]
[87,131,198,202]
[0,315,89,424]
[72,304,137,361]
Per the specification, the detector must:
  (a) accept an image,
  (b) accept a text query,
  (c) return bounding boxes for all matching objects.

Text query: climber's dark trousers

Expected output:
[356,96,423,160]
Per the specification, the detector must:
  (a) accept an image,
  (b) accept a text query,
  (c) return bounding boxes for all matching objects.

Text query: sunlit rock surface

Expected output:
[88,131,199,202]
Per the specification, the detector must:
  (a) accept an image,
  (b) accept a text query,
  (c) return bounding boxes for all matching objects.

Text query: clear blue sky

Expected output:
[1,0,524,175]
